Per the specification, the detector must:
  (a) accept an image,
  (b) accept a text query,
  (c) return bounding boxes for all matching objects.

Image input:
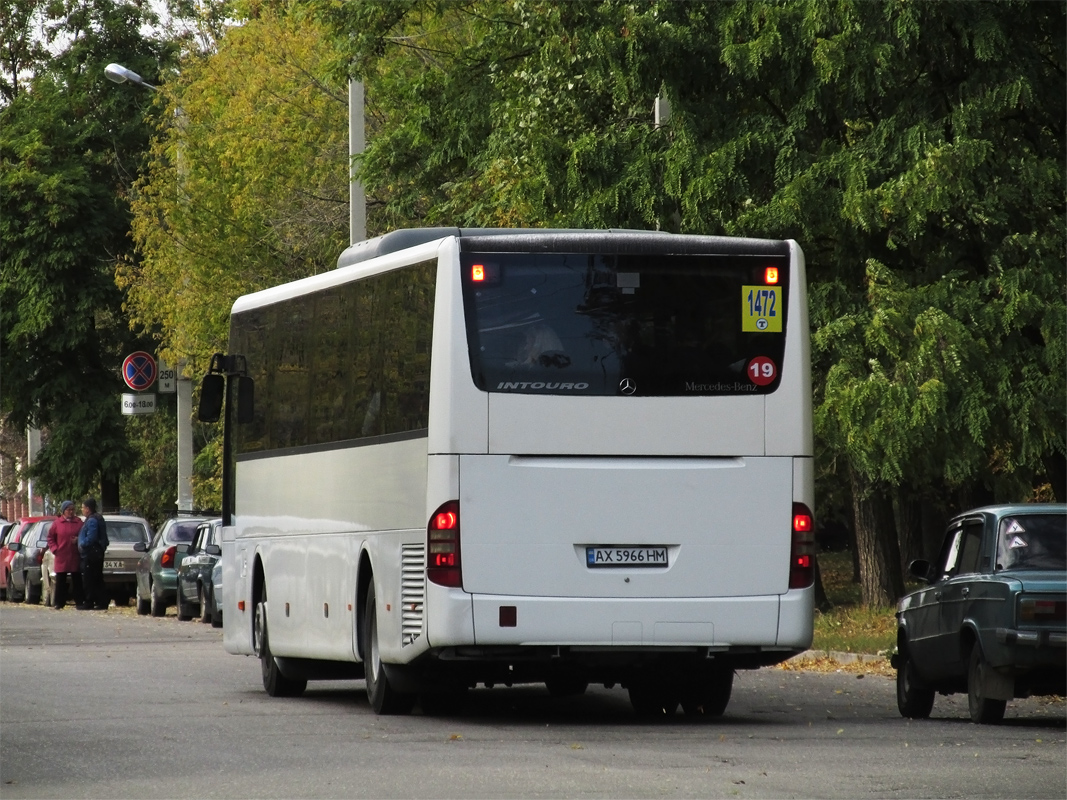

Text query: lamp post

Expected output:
[105,63,194,514]
[104,62,156,91]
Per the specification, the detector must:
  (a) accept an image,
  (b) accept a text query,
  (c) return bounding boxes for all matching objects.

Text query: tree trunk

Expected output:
[1043,452,1066,502]
[850,466,905,607]
[101,475,120,514]
[812,555,831,612]
[895,487,924,572]
[921,501,946,564]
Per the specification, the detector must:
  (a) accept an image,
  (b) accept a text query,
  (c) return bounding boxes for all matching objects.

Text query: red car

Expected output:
[1,516,51,602]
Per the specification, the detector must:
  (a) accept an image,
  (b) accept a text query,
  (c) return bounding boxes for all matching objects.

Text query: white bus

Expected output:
[204,228,815,717]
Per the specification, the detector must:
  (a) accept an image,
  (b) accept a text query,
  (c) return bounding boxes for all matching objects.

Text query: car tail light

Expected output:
[789,502,815,589]
[1019,597,1067,622]
[427,501,461,588]
[161,545,177,569]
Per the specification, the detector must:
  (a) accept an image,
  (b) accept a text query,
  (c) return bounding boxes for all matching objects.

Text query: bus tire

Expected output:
[255,592,307,698]
[680,667,733,717]
[363,582,415,715]
[628,678,679,718]
[545,676,589,698]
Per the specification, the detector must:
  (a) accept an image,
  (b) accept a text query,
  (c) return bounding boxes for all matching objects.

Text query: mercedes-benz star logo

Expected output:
[619,378,636,395]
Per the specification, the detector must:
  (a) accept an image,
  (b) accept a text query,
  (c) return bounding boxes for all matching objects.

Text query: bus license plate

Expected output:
[586,547,668,568]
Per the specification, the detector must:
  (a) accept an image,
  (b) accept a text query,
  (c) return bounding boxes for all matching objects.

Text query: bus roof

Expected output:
[335,227,790,269]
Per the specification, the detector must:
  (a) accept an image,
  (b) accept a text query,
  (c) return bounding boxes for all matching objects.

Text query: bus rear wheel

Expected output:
[679,667,733,717]
[628,678,679,718]
[363,582,415,715]
[255,589,307,698]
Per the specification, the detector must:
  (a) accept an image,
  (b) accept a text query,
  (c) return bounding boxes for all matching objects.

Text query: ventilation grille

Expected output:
[401,542,425,646]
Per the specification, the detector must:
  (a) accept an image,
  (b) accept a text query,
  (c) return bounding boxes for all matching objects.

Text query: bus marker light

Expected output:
[472,264,486,282]
[500,606,517,627]
[765,266,779,284]
[238,600,245,611]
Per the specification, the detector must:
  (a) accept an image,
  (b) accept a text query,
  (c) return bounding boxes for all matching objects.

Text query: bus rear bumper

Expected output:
[424,589,813,651]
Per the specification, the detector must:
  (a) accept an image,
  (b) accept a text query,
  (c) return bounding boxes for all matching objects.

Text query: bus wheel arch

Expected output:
[355,551,374,663]
[251,556,266,654]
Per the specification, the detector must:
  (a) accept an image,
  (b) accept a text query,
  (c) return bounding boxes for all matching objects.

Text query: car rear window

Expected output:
[461,250,790,396]
[996,514,1066,571]
[108,521,149,544]
[165,521,201,544]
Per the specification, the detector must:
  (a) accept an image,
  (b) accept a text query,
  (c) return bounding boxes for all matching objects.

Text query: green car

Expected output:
[134,515,213,617]
[893,503,1066,724]
[176,519,222,623]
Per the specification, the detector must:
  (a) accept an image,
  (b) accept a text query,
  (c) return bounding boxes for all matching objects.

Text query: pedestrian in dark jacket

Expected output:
[48,500,83,609]
[77,498,109,610]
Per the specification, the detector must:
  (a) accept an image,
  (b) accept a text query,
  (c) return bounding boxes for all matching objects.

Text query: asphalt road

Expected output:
[1,603,1064,799]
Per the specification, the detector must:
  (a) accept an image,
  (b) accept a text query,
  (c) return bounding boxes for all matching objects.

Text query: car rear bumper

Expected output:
[996,627,1067,649]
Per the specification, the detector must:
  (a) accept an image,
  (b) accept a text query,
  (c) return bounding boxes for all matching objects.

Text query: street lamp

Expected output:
[104,63,194,514]
[104,62,156,91]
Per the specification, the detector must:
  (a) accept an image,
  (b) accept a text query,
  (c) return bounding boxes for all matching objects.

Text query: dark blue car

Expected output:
[893,504,1066,723]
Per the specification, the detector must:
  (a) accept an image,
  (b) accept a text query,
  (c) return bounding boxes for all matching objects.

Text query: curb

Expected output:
[788,649,889,665]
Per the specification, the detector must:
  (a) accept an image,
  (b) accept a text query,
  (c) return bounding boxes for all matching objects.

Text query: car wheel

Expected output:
[968,644,1007,724]
[363,581,415,715]
[150,583,167,617]
[199,584,212,624]
[679,667,734,717]
[24,574,40,604]
[628,678,679,718]
[255,587,306,698]
[135,582,151,615]
[896,650,935,719]
[176,585,194,621]
[8,571,24,603]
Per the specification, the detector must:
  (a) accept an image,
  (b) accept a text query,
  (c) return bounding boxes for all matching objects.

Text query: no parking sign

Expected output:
[122,351,157,391]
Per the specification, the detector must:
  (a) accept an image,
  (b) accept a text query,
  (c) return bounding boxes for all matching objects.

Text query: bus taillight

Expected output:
[427,501,462,588]
[789,502,815,589]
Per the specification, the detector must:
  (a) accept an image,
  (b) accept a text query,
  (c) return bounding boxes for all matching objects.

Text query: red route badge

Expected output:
[747,356,777,386]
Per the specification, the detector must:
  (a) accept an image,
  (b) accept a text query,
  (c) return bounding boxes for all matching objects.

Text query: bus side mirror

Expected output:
[237,376,254,424]
[198,374,225,423]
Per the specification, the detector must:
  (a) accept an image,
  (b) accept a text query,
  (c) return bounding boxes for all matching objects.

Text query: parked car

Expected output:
[0,521,16,601]
[135,515,212,617]
[1,516,51,602]
[176,518,222,622]
[8,519,52,604]
[893,503,1066,724]
[210,557,223,628]
[101,514,153,606]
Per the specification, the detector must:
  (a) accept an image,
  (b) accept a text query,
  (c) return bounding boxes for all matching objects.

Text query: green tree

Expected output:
[0,0,174,508]
[123,6,349,506]
[318,0,1065,605]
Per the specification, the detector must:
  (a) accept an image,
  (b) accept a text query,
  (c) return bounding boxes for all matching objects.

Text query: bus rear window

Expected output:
[461,252,789,396]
